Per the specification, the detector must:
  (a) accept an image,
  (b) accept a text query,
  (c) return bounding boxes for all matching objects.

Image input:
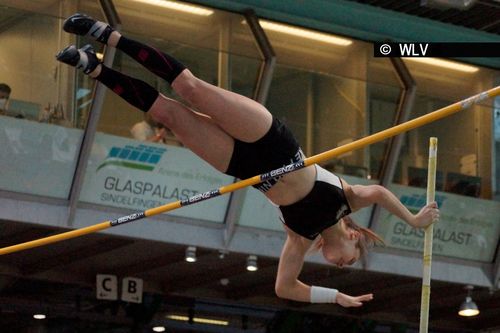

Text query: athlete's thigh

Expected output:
[149,96,234,173]
[172,70,273,143]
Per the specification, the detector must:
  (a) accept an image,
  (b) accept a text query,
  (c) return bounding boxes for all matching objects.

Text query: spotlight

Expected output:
[246,255,258,271]
[185,246,197,263]
[33,313,46,320]
[218,249,229,259]
[458,285,480,317]
[421,0,477,10]
[152,326,166,332]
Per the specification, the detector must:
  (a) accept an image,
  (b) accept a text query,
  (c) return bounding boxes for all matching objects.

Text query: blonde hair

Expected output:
[308,216,385,257]
[343,215,385,257]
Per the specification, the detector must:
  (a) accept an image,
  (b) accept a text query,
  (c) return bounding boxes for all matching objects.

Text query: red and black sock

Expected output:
[96,65,159,112]
[117,36,186,84]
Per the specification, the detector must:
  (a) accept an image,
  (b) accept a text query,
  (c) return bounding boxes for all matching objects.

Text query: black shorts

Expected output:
[225,117,303,192]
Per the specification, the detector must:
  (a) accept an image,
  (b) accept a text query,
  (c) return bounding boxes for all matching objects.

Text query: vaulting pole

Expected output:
[0,86,498,256]
[419,137,438,333]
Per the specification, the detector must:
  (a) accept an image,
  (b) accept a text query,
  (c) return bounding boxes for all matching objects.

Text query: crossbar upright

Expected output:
[419,137,438,333]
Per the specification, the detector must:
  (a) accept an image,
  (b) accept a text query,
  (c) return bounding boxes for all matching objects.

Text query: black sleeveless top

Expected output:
[278,165,352,240]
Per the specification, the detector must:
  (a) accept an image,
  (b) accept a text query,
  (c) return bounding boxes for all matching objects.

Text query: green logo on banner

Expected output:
[399,193,445,214]
[97,145,166,172]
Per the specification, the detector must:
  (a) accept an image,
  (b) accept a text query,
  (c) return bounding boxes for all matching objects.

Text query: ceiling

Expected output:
[3,0,500,36]
[0,220,499,332]
[348,0,500,35]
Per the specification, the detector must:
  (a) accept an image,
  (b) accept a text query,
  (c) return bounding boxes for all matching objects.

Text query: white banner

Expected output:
[375,183,500,262]
[79,133,233,223]
[0,117,80,198]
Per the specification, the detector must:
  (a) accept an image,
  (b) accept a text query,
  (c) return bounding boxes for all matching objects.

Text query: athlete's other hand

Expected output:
[412,202,439,228]
[336,292,373,307]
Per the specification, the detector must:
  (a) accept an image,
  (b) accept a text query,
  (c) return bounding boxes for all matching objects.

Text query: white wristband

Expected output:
[310,286,338,303]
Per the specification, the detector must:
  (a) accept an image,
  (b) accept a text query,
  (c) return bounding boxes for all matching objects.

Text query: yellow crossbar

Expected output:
[0,86,498,256]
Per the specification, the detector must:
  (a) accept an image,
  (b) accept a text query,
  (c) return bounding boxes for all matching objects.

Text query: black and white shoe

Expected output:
[63,13,113,44]
[56,44,100,74]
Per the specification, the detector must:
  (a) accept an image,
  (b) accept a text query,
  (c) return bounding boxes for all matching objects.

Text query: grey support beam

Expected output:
[243,9,276,105]
[217,14,245,249]
[493,243,500,289]
[218,18,231,91]
[67,0,121,226]
[222,190,247,248]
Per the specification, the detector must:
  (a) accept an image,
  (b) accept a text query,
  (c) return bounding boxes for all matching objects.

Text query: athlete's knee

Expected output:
[148,95,178,129]
[172,70,204,106]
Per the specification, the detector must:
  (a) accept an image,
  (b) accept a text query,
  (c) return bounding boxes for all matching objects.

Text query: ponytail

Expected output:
[343,215,385,257]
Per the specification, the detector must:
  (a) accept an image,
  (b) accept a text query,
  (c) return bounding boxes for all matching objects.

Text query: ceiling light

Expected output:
[458,285,480,317]
[218,249,229,259]
[132,0,214,16]
[246,255,258,271]
[421,0,477,10]
[459,297,479,317]
[33,314,46,320]
[404,57,479,73]
[166,314,229,326]
[185,246,196,263]
[243,19,352,46]
[152,326,166,332]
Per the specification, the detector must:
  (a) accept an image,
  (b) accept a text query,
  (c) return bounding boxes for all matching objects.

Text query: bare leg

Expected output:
[88,64,234,172]
[65,16,274,143]
[171,70,273,143]
[148,96,234,172]
[107,31,273,142]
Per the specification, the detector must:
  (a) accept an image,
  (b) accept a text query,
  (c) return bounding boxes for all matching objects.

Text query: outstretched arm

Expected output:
[275,232,312,302]
[347,184,438,228]
[275,230,373,307]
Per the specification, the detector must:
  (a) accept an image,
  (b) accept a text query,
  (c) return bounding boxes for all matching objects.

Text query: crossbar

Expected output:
[0,86,498,256]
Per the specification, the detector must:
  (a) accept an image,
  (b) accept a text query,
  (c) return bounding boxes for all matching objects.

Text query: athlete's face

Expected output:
[321,224,361,268]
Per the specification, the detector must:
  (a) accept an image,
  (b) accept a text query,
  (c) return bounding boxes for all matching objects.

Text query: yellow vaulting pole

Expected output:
[419,137,438,333]
[0,87,498,256]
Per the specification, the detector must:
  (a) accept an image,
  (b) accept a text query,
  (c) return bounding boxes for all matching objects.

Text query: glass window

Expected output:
[262,20,379,179]
[0,5,83,198]
[365,82,400,180]
[493,78,500,200]
[391,62,497,199]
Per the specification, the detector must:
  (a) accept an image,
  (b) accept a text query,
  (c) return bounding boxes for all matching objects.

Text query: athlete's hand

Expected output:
[412,202,439,228]
[336,292,373,307]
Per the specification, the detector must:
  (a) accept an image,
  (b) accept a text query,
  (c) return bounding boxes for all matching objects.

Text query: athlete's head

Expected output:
[317,216,384,268]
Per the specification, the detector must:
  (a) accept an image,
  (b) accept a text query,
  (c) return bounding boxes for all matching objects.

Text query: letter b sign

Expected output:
[121,277,143,303]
